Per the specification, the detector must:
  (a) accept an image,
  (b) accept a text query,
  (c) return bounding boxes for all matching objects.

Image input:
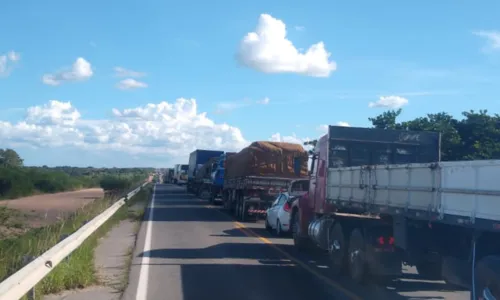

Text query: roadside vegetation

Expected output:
[305,109,500,160]
[0,148,153,199]
[0,184,152,300]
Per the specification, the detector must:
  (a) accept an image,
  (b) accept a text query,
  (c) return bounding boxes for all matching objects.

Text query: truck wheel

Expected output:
[348,229,366,283]
[328,223,347,276]
[416,261,442,280]
[292,213,310,252]
[475,255,500,300]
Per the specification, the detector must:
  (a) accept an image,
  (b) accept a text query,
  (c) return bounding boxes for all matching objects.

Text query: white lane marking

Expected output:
[136,183,156,300]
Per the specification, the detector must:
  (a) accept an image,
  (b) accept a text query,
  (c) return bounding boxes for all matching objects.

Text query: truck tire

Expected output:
[329,222,348,276]
[416,261,442,280]
[348,229,366,283]
[292,213,310,252]
[474,255,500,300]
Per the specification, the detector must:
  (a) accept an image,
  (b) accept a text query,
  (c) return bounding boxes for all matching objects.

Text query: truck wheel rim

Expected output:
[350,249,363,278]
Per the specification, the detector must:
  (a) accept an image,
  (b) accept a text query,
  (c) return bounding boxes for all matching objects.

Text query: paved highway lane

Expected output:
[123,184,469,300]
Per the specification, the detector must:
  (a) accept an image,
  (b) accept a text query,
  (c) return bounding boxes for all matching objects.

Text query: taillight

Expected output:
[377,236,395,245]
[283,202,291,212]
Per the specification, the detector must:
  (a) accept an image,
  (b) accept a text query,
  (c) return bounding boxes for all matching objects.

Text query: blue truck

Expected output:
[207,152,236,204]
[186,149,224,194]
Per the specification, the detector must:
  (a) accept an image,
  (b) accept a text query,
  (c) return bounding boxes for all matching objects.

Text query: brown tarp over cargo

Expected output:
[225,141,308,179]
[195,157,218,180]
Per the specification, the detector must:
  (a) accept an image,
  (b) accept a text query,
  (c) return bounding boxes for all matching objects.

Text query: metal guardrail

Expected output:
[0,181,150,300]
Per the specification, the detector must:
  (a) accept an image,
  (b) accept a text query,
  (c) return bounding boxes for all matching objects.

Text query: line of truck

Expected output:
[164,125,500,299]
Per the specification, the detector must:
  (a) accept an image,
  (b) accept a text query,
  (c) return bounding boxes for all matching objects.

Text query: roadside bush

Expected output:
[0,148,151,200]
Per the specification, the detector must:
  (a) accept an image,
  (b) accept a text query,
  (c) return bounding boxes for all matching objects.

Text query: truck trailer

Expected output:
[173,164,188,185]
[187,150,224,194]
[292,125,500,298]
[223,141,309,222]
[164,168,174,183]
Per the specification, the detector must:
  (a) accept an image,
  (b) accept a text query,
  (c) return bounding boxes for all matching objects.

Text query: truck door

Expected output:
[314,151,327,213]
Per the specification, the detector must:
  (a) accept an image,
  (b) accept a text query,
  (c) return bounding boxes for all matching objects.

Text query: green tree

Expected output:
[0,149,23,168]
[368,109,500,161]
[368,109,403,130]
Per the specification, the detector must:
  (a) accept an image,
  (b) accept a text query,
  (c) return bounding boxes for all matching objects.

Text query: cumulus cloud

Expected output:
[0,50,21,77]
[116,78,148,90]
[369,96,408,109]
[237,14,336,77]
[114,67,146,78]
[0,98,248,160]
[317,122,350,134]
[473,30,500,51]
[42,57,93,86]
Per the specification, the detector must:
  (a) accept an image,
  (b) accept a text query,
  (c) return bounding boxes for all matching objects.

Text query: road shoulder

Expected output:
[43,203,145,300]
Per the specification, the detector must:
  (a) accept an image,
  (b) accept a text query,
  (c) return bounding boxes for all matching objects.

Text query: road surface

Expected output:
[123,184,469,300]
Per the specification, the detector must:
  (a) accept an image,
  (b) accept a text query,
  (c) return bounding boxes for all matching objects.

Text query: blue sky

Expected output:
[1,0,499,167]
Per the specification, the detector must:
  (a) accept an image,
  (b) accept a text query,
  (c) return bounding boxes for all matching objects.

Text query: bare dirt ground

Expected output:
[0,188,104,238]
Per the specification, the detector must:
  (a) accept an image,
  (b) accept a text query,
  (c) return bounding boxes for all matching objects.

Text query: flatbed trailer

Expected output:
[223,176,298,222]
[293,125,500,299]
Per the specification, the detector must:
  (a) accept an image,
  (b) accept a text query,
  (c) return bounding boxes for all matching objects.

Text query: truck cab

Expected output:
[292,125,441,283]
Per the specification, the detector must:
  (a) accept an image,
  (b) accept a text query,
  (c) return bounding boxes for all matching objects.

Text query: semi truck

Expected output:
[291,125,500,298]
[173,164,188,185]
[192,152,237,203]
[164,168,174,183]
[222,141,309,222]
[192,157,219,199]
[187,150,224,194]
[208,152,236,204]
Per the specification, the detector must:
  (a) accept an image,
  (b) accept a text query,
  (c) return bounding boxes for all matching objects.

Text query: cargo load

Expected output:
[225,141,308,179]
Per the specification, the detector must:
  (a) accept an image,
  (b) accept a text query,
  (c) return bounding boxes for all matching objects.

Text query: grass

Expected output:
[0,183,152,300]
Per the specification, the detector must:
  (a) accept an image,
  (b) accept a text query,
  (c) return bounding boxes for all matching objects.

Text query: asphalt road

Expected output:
[123,184,470,300]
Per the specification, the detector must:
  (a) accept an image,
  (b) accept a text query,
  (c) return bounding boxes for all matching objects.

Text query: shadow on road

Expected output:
[210,228,291,239]
[178,263,341,300]
[145,207,232,222]
[138,242,452,299]
[139,242,291,260]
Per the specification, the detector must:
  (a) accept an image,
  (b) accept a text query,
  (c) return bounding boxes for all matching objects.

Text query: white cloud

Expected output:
[42,57,93,86]
[256,97,270,104]
[0,99,248,161]
[0,50,21,77]
[369,96,408,109]
[473,30,500,51]
[336,121,350,127]
[317,122,350,134]
[114,67,146,78]
[237,14,336,77]
[116,78,148,90]
[215,97,270,114]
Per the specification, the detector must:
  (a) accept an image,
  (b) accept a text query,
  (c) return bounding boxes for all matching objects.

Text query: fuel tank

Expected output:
[307,217,334,250]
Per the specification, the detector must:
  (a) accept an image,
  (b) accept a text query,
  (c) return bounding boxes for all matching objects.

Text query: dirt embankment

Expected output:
[0,188,104,238]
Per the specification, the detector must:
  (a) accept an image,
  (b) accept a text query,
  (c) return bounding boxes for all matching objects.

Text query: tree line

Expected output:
[305,109,500,161]
[0,149,153,200]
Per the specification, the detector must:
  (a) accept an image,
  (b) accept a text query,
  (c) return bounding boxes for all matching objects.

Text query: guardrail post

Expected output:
[22,255,36,300]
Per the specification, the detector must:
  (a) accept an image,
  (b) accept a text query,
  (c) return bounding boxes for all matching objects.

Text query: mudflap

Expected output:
[365,245,403,278]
